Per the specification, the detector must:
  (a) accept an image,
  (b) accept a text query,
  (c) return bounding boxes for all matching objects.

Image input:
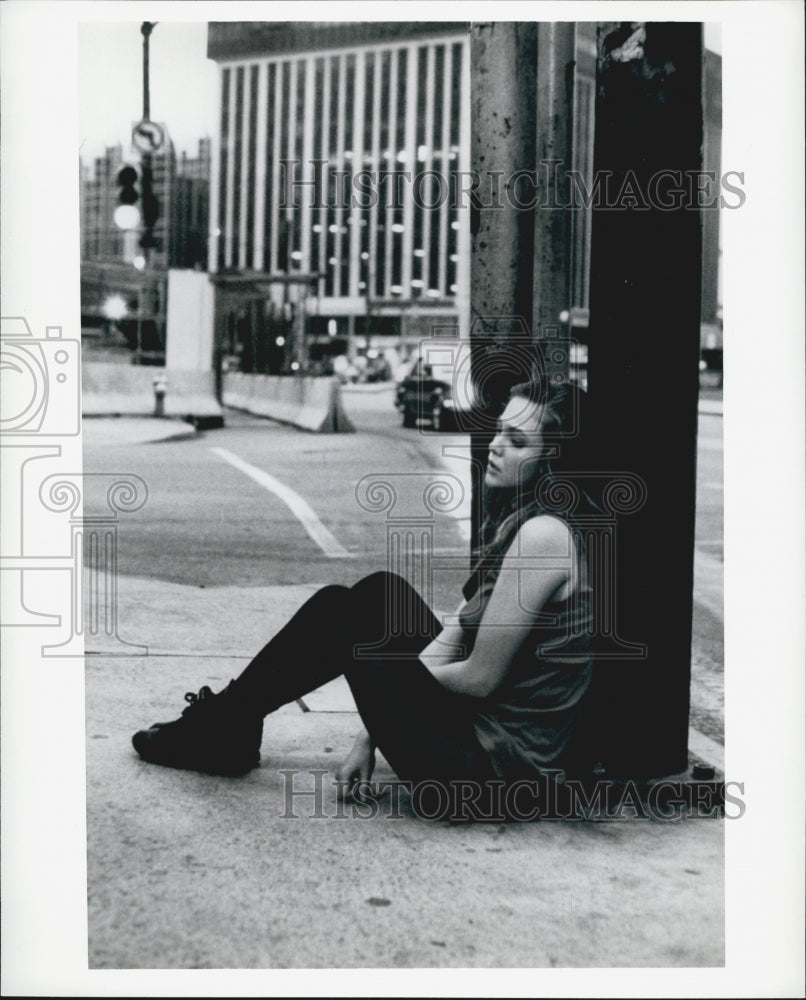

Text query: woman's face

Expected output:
[485,397,547,489]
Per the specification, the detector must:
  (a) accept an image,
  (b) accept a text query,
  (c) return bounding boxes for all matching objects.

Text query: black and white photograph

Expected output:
[1,2,803,996]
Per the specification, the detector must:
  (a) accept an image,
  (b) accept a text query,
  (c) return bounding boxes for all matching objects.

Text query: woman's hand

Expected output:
[335,730,376,801]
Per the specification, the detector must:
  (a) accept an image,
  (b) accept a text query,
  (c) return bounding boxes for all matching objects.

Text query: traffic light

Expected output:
[114,165,140,230]
[117,165,138,202]
[140,166,159,228]
[139,164,159,249]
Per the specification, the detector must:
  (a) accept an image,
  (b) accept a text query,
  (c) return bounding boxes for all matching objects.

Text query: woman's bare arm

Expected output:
[422,516,576,698]
[418,599,471,668]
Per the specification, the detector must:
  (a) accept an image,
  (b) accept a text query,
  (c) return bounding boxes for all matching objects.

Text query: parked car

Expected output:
[395,343,475,431]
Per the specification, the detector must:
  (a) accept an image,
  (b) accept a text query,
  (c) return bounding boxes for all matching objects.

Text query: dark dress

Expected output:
[458,515,594,780]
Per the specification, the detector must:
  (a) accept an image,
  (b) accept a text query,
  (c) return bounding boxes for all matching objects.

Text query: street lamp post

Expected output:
[141,21,154,121]
[138,21,157,363]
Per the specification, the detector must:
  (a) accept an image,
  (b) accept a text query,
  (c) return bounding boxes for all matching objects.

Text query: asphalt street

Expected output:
[82,385,724,744]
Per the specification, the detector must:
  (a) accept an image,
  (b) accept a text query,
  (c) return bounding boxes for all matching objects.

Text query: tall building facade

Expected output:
[206,22,598,371]
[206,22,720,375]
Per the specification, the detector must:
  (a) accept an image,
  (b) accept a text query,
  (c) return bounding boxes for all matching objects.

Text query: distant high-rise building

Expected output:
[80,144,131,262]
[80,134,212,355]
[172,138,213,269]
[79,133,211,271]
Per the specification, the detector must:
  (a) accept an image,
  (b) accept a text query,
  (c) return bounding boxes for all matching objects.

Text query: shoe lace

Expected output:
[182,685,215,716]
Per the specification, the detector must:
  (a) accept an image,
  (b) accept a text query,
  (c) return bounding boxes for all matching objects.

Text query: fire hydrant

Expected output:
[152,373,168,417]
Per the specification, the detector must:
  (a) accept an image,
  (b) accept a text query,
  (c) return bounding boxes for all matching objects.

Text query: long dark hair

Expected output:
[472,378,596,574]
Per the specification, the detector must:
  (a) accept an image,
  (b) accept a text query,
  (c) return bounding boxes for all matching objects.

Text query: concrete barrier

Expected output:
[222,373,354,433]
[82,363,223,421]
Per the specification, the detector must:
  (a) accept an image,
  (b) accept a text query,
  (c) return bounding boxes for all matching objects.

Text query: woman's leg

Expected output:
[228,584,354,715]
[343,573,498,818]
[229,571,443,712]
[132,573,443,775]
[346,656,494,787]
[132,584,354,774]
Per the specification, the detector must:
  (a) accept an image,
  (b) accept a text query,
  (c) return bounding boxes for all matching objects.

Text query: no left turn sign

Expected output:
[132,120,165,153]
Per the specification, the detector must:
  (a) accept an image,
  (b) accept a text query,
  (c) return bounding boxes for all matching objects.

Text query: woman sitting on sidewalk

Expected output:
[132,377,595,819]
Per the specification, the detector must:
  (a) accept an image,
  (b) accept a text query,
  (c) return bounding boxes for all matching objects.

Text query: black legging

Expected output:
[230,571,496,788]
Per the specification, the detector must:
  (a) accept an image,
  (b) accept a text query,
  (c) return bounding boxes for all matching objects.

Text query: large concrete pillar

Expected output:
[469,22,538,325]
[533,22,576,385]
[468,22,538,549]
[585,23,704,777]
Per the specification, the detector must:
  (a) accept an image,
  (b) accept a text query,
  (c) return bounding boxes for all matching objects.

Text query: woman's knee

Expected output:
[301,584,352,618]
[316,583,351,599]
[349,571,408,598]
[350,571,431,619]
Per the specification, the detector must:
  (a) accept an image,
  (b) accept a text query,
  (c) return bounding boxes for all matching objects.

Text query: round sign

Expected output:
[132,120,164,153]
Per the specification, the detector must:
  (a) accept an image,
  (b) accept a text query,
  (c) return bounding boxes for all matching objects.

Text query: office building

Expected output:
[207,22,599,371]
[206,22,720,374]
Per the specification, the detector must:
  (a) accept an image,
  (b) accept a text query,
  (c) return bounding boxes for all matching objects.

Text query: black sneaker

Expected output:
[131,681,263,777]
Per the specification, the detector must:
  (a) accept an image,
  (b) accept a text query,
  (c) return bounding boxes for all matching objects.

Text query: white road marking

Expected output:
[210,446,353,559]
[688,727,725,772]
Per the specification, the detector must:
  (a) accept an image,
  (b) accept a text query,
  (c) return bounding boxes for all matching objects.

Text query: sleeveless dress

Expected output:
[458,517,594,781]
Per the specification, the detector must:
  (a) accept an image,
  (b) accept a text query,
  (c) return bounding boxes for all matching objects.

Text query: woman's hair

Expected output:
[472,376,590,569]
[509,377,577,440]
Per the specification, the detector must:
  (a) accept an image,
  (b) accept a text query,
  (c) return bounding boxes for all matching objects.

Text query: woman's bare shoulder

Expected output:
[512,513,575,554]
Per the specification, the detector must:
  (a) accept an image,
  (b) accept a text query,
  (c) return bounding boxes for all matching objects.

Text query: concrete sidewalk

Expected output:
[87,582,725,971]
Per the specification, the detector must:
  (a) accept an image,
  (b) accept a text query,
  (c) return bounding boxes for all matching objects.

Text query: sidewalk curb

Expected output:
[82,416,200,446]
